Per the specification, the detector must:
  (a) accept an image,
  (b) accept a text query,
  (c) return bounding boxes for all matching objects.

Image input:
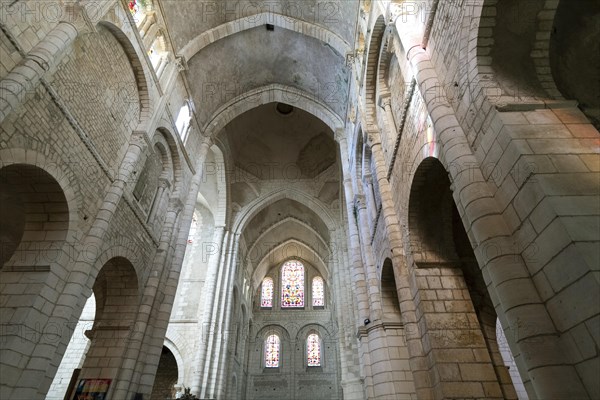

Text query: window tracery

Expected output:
[281,260,304,308]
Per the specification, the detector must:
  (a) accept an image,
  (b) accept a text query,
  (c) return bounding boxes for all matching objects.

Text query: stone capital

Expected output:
[378,94,392,110]
[62,2,97,35]
[345,52,356,68]
[174,54,188,71]
[354,194,366,210]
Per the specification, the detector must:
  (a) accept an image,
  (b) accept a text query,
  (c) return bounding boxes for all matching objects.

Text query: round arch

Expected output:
[180,13,350,62]
[363,14,387,126]
[163,338,185,387]
[97,20,151,124]
[153,127,184,190]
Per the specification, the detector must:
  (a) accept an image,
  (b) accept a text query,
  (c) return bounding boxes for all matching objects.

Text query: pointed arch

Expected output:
[203,84,344,142]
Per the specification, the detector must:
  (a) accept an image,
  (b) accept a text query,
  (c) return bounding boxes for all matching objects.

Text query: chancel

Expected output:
[1,1,598,399]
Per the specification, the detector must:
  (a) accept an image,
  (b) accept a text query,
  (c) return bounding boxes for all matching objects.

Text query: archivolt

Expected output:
[202,84,344,140]
[232,187,337,235]
[180,13,350,62]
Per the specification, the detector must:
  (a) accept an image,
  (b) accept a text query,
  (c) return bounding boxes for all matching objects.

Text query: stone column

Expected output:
[7,132,147,399]
[147,178,170,226]
[214,233,241,398]
[337,136,371,325]
[199,229,232,398]
[378,94,398,166]
[363,173,378,227]
[206,230,236,397]
[366,131,429,397]
[108,198,182,398]
[0,1,97,124]
[190,227,227,395]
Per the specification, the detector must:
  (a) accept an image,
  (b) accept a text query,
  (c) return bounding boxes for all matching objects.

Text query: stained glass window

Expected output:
[312,276,324,306]
[307,333,321,367]
[128,0,139,15]
[264,334,280,368]
[261,277,273,308]
[281,260,304,308]
[128,0,146,25]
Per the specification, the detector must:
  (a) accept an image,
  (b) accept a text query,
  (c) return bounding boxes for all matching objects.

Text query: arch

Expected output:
[251,241,330,291]
[76,256,140,389]
[233,187,337,235]
[380,258,401,322]
[149,346,179,400]
[203,84,345,141]
[549,0,600,127]
[153,127,184,191]
[363,15,387,127]
[295,322,332,340]
[0,149,80,246]
[245,216,330,264]
[97,21,151,124]
[163,338,185,387]
[407,157,520,399]
[90,256,140,332]
[408,157,460,266]
[180,13,350,62]
[0,163,72,268]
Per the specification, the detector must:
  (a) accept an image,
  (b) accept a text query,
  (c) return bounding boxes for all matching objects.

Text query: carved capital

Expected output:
[378,94,392,110]
[354,194,366,210]
[174,55,188,71]
[62,2,97,34]
[169,197,184,212]
[345,52,356,68]
[158,178,171,189]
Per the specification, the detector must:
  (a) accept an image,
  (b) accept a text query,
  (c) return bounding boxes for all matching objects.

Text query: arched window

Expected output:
[128,0,147,25]
[261,277,273,308]
[281,260,304,308]
[175,102,192,141]
[187,211,199,244]
[307,333,321,367]
[264,334,280,368]
[312,276,324,307]
[148,38,163,69]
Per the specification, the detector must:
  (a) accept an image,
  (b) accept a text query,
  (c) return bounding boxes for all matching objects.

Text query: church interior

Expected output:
[0,0,599,399]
